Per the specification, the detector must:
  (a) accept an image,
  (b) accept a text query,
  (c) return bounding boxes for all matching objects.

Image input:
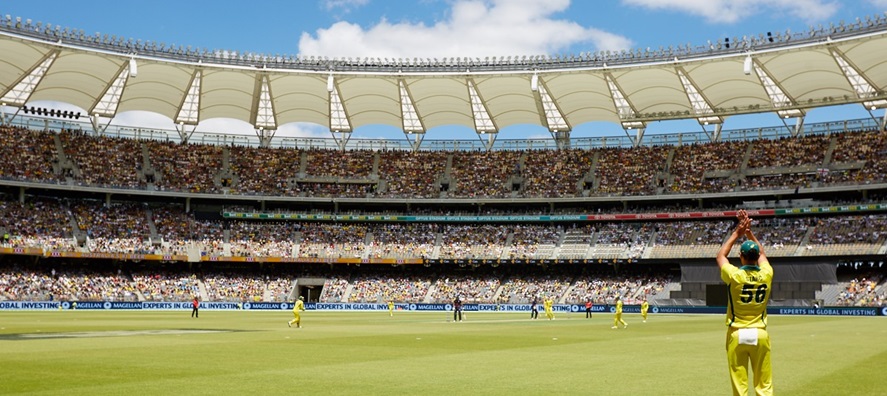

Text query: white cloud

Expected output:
[869,0,887,8]
[298,0,632,58]
[621,0,841,24]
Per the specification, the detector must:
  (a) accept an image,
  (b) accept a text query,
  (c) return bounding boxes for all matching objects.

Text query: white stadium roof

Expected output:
[1,14,886,149]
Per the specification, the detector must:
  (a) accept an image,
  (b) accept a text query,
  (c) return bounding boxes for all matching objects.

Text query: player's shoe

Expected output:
[287,322,291,327]
[624,324,628,328]
[611,326,618,329]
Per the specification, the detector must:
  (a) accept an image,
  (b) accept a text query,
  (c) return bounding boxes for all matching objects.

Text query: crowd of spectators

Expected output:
[346,274,432,303]
[521,148,594,197]
[228,145,300,195]
[133,271,201,302]
[808,215,887,245]
[449,150,522,198]
[146,140,223,193]
[0,197,74,251]
[508,224,561,259]
[0,126,59,183]
[4,126,887,197]
[498,274,571,304]
[0,265,56,300]
[669,141,748,194]
[593,146,669,196]
[202,271,266,302]
[747,134,830,169]
[368,223,437,259]
[376,150,449,198]
[835,273,884,307]
[566,272,669,304]
[59,129,143,189]
[72,201,154,254]
[429,273,502,304]
[438,224,509,259]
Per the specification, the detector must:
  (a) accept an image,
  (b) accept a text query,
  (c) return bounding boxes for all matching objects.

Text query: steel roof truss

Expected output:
[676,67,722,125]
[92,63,130,117]
[751,61,804,119]
[253,74,277,130]
[829,48,887,110]
[399,80,425,150]
[175,70,202,125]
[468,79,498,150]
[0,51,58,106]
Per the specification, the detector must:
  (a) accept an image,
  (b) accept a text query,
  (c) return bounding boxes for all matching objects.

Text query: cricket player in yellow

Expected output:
[287,296,306,328]
[611,296,627,329]
[717,210,773,396]
[388,301,394,317]
[640,298,649,323]
[543,297,555,320]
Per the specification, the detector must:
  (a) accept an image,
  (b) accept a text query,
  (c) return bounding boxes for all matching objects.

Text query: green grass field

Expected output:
[1,310,885,395]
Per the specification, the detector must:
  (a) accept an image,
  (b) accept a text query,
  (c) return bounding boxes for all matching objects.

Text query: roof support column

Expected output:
[702,123,723,142]
[478,131,498,151]
[0,104,14,126]
[255,127,276,148]
[783,116,806,138]
[623,127,645,147]
[90,114,112,135]
[331,130,351,150]
[405,131,425,152]
[873,109,887,131]
[550,130,571,150]
[175,122,196,144]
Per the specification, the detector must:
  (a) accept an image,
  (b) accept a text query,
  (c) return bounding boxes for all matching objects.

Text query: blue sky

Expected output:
[3,0,886,142]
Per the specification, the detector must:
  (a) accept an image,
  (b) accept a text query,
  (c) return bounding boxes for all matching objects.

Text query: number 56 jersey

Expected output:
[720,259,773,328]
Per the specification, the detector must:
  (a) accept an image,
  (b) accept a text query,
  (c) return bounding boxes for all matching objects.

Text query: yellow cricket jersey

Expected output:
[641,301,648,313]
[294,300,305,313]
[721,260,773,328]
[543,299,553,310]
[615,300,623,314]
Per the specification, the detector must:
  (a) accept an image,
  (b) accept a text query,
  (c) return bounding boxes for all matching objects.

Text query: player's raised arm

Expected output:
[717,210,749,269]
[742,214,766,262]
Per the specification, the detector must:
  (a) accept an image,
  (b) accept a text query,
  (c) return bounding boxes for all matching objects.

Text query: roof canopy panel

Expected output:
[337,75,400,128]
[761,49,853,104]
[613,69,691,117]
[684,61,769,111]
[200,69,255,122]
[406,78,474,129]
[29,51,122,110]
[545,73,620,125]
[269,74,330,127]
[837,40,887,92]
[2,25,886,135]
[117,62,193,119]
[0,40,47,95]
[474,75,540,128]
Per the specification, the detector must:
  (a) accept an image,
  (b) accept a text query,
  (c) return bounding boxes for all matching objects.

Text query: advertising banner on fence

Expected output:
[0,302,884,316]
